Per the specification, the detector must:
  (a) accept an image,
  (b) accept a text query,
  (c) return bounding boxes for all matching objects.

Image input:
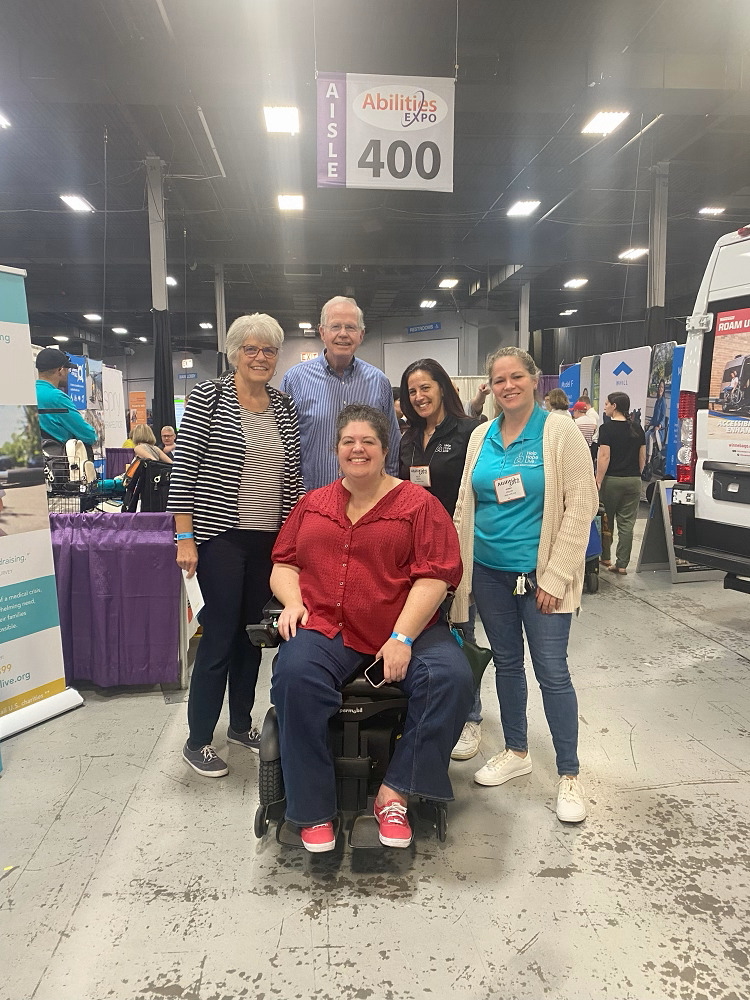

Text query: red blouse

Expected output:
[272,479,462,654]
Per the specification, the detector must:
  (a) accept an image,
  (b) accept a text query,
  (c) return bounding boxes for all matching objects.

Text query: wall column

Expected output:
[646,161,669,343]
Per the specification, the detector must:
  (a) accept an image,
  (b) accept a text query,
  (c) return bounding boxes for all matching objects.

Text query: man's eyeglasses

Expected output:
[325,323,361,334]
[241,345,279,359]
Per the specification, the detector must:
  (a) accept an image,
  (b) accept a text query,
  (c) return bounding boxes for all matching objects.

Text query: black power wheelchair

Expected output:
[246,601,448,849]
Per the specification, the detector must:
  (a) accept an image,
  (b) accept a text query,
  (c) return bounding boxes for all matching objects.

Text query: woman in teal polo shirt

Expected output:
[453,347,598,823]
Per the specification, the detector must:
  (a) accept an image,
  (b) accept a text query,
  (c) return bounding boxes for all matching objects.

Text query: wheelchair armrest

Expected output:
[246,598,284,648]
[263,597,284,616]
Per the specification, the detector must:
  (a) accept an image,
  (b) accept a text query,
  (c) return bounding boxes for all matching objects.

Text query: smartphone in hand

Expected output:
[364,657,386,688]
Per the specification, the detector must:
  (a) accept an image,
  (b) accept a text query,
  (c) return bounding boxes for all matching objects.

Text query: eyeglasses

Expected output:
[241,345,279,359]
[325,323,361,334]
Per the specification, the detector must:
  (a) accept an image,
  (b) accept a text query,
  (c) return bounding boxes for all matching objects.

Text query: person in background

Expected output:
[546,388,571,413]
[132,424,172,464]
[453,347,598,823]
[398,359,482,760]
[160,425,177,454]
[270,404,472,852]
[168,312,303,778]
[280,296,401,490]
[571,401,597,446]
[392,387,408,433]
[595,391,646,575]
[35,348,98,450]
[578,395,599,424]
[465,381,491,418]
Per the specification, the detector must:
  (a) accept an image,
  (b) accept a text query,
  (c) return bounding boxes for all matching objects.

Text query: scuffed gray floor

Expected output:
[2,523,750,1000]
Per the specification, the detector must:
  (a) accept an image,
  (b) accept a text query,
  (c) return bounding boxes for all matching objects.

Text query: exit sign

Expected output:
[301,351,319,361]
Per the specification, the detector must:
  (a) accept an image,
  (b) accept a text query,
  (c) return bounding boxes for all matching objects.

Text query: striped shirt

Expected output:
[280,352,401,491]
[237,405,284,531]
[166,374,304,544]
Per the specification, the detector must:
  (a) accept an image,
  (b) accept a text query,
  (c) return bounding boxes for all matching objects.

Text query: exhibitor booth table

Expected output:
[49,512,187,688]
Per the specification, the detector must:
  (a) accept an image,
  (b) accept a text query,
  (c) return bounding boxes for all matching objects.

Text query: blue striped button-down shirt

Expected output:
[280,352,401,490]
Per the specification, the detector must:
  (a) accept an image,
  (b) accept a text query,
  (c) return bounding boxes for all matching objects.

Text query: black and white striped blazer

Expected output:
[166,373,304,544]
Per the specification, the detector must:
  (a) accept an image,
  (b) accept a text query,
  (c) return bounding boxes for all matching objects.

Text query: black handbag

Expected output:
[448,622,493,691]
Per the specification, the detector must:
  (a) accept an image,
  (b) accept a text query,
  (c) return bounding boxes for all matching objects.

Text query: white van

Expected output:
[672,225,750,593]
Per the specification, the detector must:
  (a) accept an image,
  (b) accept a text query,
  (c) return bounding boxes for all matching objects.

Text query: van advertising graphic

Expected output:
[708,307,750,459]
[641,342,676,487]
[317,72,455,192]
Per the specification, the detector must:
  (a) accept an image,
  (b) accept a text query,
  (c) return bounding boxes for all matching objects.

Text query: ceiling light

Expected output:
[699,206,725,215]
[618,248,648,260]
[298,321,312,329]
[52,335,69,342]
[264,106,300,134]
[83,313,101,321]
[278,194,304,211]
[166,276,178,286]
[563,278,588,289]
[0,113,11,129]
[420,299,437,309]
[581,111,629,135]
[60,194,95,212]
[112,327,128,334]
[199,322,213,329]
[559,309,578,316]
[507,200,541,217]
[137,337,148,343]
[438,278,458,289]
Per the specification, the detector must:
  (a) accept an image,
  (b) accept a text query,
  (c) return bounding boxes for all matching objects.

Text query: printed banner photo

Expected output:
[318,72,455,192]
[706,307,750,461]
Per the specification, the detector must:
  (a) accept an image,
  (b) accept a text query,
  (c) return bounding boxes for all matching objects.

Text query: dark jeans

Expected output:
[472,562,579,776]
[187,529,277,747]
[271,622,473,827]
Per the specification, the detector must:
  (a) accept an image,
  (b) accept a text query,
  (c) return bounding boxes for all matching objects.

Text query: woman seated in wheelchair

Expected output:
[270,404,473,853]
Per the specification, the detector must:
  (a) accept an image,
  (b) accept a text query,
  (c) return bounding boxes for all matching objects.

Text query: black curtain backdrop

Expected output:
[152,309,175,435]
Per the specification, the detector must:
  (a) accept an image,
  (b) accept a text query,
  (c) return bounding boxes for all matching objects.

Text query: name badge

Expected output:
[410,465,431,487]
[494,473,526,504]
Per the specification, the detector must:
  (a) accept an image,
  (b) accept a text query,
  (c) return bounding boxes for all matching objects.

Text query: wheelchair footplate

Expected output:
[277,814,342,849]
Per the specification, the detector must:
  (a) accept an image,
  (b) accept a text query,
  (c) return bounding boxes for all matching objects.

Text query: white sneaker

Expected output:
[556,775,586,822]
[451,722,482,760]
[474,748,532,786]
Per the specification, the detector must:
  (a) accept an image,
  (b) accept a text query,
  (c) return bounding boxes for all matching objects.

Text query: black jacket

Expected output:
[399,414,480,515]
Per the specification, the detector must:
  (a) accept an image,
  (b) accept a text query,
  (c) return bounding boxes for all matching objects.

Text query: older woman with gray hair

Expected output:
[168,313,304,778]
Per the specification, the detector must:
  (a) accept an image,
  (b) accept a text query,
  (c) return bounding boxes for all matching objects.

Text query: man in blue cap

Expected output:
[35,347,97,449]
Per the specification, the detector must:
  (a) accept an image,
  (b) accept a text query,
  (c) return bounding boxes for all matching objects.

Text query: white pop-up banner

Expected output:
[598,346,652,430]
[102,365,127,450]
[0,265,82,740]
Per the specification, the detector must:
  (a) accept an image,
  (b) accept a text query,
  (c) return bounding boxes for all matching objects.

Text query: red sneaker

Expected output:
[374,799,413,848]
[300,822,336,853]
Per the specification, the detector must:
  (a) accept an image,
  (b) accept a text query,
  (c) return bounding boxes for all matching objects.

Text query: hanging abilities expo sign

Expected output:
[317,72,455,192]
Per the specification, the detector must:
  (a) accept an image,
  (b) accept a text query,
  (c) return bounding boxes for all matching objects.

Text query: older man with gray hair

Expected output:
[280,295,401,490]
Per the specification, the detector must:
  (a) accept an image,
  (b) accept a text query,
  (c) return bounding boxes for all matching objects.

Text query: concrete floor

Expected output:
[2,519,750,1000]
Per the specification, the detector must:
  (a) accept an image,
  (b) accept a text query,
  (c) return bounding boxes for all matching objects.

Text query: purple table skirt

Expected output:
[50,512,181,687]
[106,447,135,478]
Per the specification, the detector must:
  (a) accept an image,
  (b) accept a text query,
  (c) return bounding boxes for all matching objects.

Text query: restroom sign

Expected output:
[317,72,455,192]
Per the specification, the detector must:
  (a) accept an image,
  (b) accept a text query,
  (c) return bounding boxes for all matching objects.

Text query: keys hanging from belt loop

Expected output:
[514,573,526,596]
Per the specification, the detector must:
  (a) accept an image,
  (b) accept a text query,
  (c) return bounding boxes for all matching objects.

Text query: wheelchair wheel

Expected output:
[259,757,284,807]
[254,805,269,838]
[435,803,447,842]
[585,569,599,594]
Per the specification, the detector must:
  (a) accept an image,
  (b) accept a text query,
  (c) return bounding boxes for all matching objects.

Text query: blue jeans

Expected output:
[271,622,474,827]
[472,562,579,775]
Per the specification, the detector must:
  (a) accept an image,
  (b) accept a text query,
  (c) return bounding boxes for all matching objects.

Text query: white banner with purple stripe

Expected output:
[317,72,454,192]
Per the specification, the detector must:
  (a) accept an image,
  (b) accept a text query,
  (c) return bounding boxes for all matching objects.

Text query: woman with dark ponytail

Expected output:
[595,392,646,574]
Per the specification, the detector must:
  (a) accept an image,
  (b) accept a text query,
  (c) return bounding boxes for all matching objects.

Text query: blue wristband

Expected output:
[176,532,194,541]
[390,632,413,647]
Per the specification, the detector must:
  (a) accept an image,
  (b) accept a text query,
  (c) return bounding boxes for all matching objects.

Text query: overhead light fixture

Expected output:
[581,111,629,135]
[298,321,312,329]
[563,277,588,289]
[278,194,304,211]
[52,335,69,342]
[137,337,148,343]
[507,200,541,217]
[0,113,11,129]
[618,247,648,260]
[420,299,437,309]
[699,206,725,215]
[559,309,578,316]
[166,276,178,286]
[112,327,128,334]
[199,321,213,329]
[438,278,458,289]
[83,313,101,321]
[264,106,300,134]
[60,194,95,212]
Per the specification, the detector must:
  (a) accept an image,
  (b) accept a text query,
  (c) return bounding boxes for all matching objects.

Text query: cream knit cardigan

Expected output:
[452,410,599,620]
